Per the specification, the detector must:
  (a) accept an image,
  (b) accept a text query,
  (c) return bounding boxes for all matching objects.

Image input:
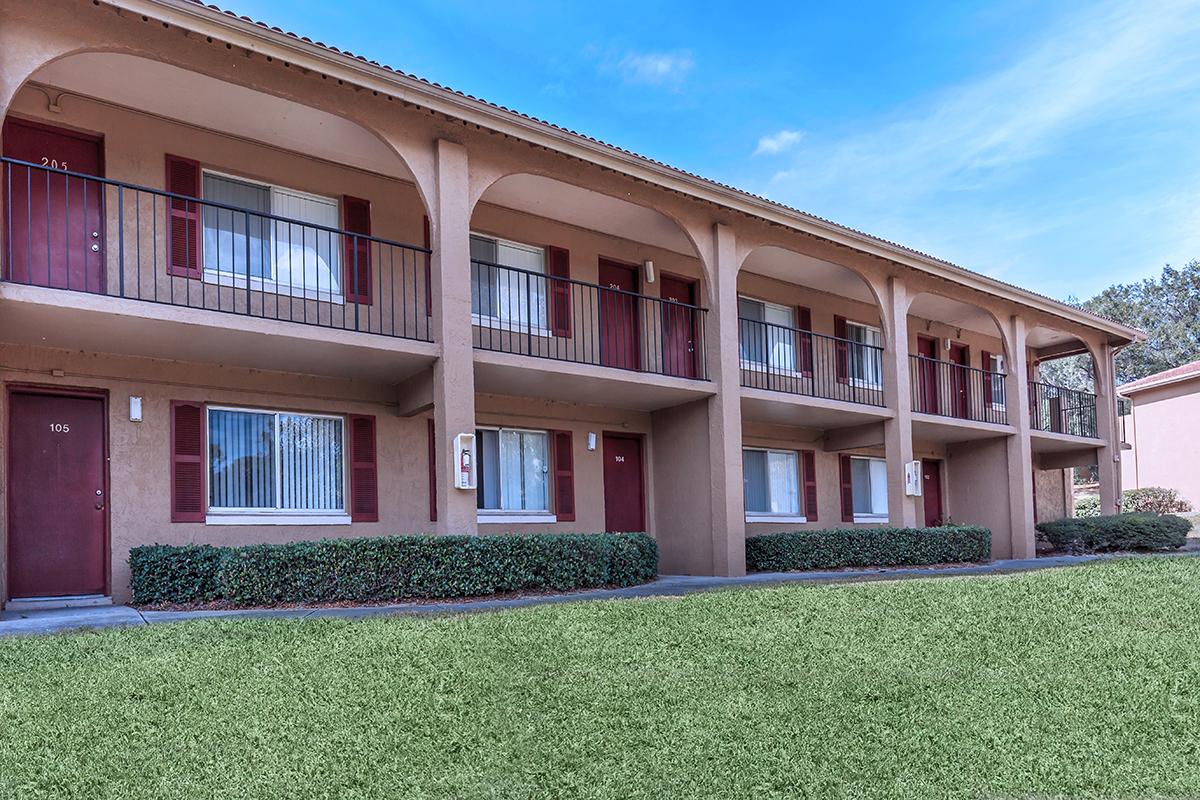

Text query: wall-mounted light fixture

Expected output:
[643,260,656,284]
[129,396,143,423]
[587,432,597,451]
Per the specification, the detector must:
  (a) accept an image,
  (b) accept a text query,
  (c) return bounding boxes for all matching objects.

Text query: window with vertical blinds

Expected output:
[208,407,345,514]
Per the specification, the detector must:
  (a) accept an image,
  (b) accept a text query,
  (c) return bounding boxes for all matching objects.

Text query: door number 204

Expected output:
[49,423,71,433]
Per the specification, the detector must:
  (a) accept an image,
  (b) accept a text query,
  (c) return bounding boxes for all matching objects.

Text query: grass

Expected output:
[3,559,1200,799]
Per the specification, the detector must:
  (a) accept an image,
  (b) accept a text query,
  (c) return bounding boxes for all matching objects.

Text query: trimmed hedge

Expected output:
[1036,512,1190,553]
[1075,487,1193,518]
[129,533,658,607]
[745,525,991,573]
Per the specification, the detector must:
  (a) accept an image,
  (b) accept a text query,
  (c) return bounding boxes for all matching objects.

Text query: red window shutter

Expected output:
[423,215,433,317]
[170,400,206,522]
[547,246,572,337]
[427,417,437,523]
[796,306,814,376]
[349,414,379,522]
[165,155,201,278]
[801,449,818,521]
[839,454,854,523]
[981,349,993,405]
[833,315,850,384]
[553,429,575,522]
[342,195,372,305]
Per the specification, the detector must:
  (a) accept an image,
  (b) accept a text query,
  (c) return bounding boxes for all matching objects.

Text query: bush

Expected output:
[1037,512,1191,554]
[1074,495,1101,518]
[129,533,658,607]
[1075,488,1192,518]
[745,526,991,573]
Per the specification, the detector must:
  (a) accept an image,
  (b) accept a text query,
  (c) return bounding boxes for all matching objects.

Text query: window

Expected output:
[850,456,888,521]
[470,233,548,332]
[476,427,551,515]
[846,321,884,388]
[207,407,345,517]
[738,297,796,370]
[988,353,1007,408]
[743,448,802,519]
[201,171,342,299]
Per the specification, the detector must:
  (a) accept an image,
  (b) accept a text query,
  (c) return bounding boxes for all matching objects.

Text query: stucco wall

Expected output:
[1124,381,1200,507]
[946,437,1013,558]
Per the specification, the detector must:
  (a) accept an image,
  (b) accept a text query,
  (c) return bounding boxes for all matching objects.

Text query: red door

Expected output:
[948,342,970,419]
[603,433,645,532]
[916,335,939,414]
[8,390,108,599]
[659,274,698,378]
[598,259,640,371]
[3,118,105,292]
[922,459,944,526]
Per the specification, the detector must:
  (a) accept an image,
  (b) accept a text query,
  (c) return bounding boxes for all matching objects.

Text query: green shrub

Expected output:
[745,525,991,573]
[128,544,227,605]
[1074,495,1101,518]
[1037,512,1190,554]
[1120,487,1193,515]
[129,533,658,607]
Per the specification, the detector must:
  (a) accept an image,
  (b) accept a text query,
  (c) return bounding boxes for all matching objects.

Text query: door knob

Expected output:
[91,244,99,252]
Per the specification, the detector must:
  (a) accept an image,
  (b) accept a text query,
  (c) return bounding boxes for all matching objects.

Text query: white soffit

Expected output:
[907,293,999,337]
[32,53,414,181]
[480,173,697,256]
[740,245,877,306]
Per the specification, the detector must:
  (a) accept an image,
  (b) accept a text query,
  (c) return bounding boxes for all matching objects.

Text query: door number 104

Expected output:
[49,423,71,433]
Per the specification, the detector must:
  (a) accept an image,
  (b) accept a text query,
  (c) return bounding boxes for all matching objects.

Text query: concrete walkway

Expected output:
[0,551,1191,638]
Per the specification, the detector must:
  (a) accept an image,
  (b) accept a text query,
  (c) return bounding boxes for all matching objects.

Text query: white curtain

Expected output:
[470,235,546,328]
[767,451,800,514]
[271,187,341,296]
[498,429,548,511]
[849,324,884,386]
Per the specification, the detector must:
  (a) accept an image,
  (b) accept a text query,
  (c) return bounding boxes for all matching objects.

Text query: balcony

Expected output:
[0,157,436,380]
[471,259,708,380]
[1029,381,1098,439]
[910,355,1008,425]
[738,317,885,407]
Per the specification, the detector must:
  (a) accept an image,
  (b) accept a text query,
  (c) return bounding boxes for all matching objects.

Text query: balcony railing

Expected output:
[470,259,708,380]
[2,157,432,341]
[910,355,1008,424]
[738,317,885,407]
[1029,381,1098,438]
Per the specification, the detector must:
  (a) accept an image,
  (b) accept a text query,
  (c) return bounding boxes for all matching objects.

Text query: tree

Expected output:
[1039,260,1200,389]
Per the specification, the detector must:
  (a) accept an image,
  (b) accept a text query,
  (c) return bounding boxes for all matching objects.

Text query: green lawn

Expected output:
[3,559,1200,799]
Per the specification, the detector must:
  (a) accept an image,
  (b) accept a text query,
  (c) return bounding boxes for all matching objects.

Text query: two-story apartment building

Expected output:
[0,0,1140,605]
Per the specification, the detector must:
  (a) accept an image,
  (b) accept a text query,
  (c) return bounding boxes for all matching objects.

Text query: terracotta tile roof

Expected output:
[175,1,1137,336]
[1119,359,1200,394]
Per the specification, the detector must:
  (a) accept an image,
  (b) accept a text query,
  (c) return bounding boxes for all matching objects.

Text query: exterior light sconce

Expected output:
[129,396,143,422]
[643,260,656,284]
[587,432,597,451]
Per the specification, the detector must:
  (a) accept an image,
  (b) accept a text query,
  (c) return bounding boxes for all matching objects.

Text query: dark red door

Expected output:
[922,459,943,526]
[603,433,645,532]
[8,390,108,599]
[948,342,970,419]
[659,274,697,378]
[916,335,939,414]
[3,118,105,292]
[598,259,640,371]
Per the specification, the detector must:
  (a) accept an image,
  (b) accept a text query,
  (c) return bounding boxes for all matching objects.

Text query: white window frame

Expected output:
[989,353,1007,410]
[475,424,556,522]
[470,232,552,338]
[738,295,802,376]
[846,321,884,390]
[850,455,889,524]
[205,405,350,525]
[743,446,806,523]
[200,169,345,304]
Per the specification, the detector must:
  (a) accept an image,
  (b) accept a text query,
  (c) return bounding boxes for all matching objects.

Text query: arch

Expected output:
[905,290,1013,362]
[4,45,435,220]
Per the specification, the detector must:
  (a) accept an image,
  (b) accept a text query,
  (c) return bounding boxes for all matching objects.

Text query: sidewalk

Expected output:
[0,551,1190,638]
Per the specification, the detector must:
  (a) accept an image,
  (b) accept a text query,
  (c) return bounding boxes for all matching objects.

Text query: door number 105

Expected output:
[49,423,71,433]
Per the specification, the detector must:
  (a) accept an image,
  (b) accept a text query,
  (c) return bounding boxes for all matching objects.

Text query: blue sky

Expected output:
[228,0,1200,301]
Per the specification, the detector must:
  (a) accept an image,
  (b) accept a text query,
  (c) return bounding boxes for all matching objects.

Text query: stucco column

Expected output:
[707,223,746,576]
[430,139,478,534]
[881,275,918,526]
[1093,341,1121,514]
[1004,314,1036,558]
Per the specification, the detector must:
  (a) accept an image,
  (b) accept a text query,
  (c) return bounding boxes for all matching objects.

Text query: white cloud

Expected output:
[754,129,804,156]
[616,51,694,86]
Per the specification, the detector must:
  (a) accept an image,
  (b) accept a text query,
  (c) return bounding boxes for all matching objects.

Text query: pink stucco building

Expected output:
[1119,360,1200,508]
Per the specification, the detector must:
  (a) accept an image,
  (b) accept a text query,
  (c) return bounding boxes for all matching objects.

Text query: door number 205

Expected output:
[49,423,71,433]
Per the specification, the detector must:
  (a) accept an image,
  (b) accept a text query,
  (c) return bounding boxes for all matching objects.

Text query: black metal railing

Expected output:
[1029,381,1098,438]
[738,317,885,406]
[910,355,1008,424]
[2,157,432,340]
[470,259,708,380]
